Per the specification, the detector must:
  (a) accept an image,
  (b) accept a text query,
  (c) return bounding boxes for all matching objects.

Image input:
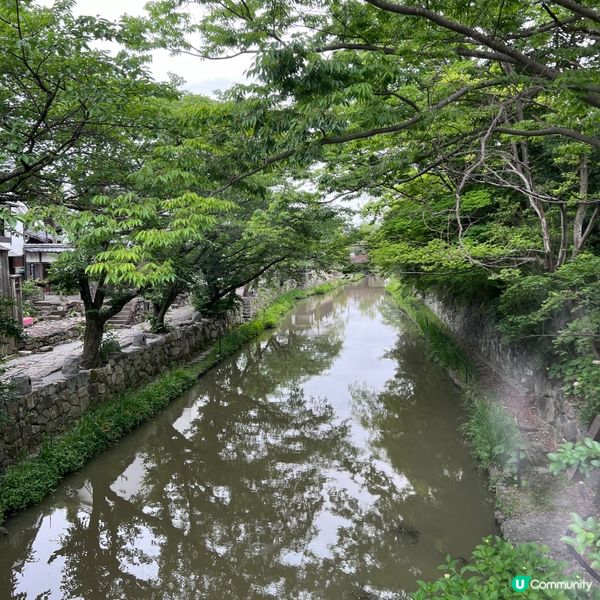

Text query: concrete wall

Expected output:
[0,312,239,469]
[420,292,583,442]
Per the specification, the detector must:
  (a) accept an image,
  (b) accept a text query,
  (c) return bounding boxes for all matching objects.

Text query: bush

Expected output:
[562,513,600,570]
[21,280,42,317]
[0,297,23,340]
[99,331,122,362]
[21,280,43,302]
[413,536,578,599]
[461,393,520,471]
[548,438,600,479]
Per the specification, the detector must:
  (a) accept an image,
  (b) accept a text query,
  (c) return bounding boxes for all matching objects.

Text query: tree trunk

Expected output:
[80,312,105,369]
[556,203,568,268]
[572,155,595,260]
[78,272,137,368]
[151,285,180,333]
[528,195,555,271]
[152,301,170,333]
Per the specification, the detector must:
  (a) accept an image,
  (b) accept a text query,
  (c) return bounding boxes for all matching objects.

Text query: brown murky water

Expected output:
[0,281,496,599]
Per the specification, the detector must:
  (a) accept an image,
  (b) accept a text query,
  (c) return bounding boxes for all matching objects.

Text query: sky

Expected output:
[44,0,252,95]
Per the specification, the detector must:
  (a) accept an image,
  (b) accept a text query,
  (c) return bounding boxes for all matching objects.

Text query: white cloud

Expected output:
[41,0,251,94]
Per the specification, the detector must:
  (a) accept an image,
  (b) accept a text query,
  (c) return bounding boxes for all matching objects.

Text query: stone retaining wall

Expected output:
[420,292,583,442]
[0,312,239,469]
[19,325,81,353]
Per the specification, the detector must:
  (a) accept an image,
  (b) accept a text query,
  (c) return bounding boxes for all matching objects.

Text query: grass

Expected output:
[386,279,476,383]
[460,389,520,471]
[0,278,351,524]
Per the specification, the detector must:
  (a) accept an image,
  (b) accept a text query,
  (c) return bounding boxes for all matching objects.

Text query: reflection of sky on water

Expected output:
[11,510,69,600]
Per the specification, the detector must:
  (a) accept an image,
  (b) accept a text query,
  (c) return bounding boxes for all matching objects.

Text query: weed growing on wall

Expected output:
[460,391,520,471]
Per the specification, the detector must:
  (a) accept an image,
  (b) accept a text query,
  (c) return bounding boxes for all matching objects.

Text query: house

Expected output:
[24,229,72,282]
[0,202,71,283]
[349,245,369,265]
[0,202,26,276]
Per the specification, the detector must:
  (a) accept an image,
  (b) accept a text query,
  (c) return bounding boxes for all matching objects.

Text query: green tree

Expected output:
[0,0,162,208]
[140,0,600,273]
[49,182,227,368]
[131,95,351,329]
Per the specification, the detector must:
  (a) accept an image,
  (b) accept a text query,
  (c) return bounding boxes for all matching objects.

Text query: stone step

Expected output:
[106,299,141,326]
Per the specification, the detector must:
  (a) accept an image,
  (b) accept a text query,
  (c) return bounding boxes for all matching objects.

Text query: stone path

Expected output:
[3,305,195,385]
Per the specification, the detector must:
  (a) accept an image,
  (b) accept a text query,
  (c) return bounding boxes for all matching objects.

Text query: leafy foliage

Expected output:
[548,438,600,479]
[136,0,600,430]
[0,298,22,341]
[0,0,168,207]
[562,513,600,571]
[20,280,42,317]
[99,332,122,363]
[413,536,577,599]
[498,256,600,422]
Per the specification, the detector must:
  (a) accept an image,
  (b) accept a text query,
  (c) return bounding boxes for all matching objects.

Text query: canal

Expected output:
[0,280,496,599]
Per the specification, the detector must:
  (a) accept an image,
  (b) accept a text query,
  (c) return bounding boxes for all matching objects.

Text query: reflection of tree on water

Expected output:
[52,384,356,599]
[345,330,495,588]
[0,287,493,600]
[291,279,385,327]
[1,318,347,600]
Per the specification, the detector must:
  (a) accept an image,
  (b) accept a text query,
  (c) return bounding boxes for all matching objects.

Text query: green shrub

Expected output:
[386,279,476,383]
[21,280,42,317]
[0,278,344,523]
[0,297,23,340]
[562,513,600,570]
[548,438,600,479]
[99,331,122,362]
[461,394,520,471]
[413,536,579,599]
[311,280,339,295]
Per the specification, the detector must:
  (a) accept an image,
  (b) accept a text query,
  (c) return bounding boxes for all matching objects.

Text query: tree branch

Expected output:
[496,126,600,147]
[550,0,600,23]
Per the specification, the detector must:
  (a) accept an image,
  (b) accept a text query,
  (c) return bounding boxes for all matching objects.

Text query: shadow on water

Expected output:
[0,279,497,599]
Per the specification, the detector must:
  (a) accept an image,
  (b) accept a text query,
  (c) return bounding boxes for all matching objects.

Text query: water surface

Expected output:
[0,281,496,599]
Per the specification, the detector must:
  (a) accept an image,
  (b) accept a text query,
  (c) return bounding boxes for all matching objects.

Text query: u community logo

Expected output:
[511,574,594,595]
[512,576,531,592]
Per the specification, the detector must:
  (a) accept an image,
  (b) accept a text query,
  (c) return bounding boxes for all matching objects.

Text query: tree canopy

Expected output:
[134,0,600,420]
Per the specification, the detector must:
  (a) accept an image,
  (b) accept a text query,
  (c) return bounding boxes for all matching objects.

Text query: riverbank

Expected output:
[386,279,600,585]
[0,278,500,598]
[0,278,353,525]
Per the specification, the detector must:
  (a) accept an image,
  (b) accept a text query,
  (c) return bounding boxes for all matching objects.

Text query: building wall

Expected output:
[0,250,18,357]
